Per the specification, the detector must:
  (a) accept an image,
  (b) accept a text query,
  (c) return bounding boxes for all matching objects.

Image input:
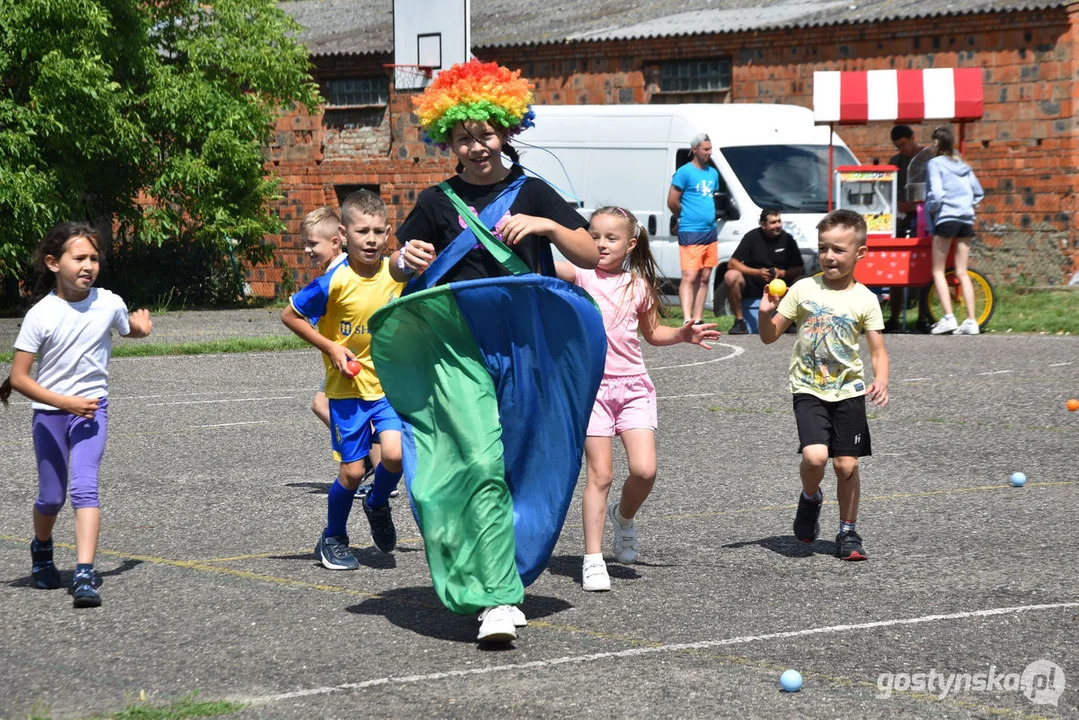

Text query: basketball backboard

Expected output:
[392,0,470,90]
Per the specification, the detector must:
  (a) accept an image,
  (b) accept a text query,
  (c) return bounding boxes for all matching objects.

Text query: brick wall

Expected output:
[258,8,1078,297]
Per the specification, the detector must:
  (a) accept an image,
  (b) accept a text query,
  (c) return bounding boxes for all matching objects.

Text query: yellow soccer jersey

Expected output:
[776,275,884,401]
[290,257,405,400]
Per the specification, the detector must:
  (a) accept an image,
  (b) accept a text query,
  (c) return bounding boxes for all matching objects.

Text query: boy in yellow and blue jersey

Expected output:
[283,190,409,570]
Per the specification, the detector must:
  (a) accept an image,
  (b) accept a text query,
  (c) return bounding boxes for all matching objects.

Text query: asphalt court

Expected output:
[1,313,1076,719]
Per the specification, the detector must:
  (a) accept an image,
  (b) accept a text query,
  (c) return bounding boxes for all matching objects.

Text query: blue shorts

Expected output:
[328,397,402,463]
[677,227,718,246]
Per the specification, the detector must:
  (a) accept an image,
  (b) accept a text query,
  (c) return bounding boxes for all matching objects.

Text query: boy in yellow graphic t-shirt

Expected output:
[283,190,410,571]
[758,209,890,562]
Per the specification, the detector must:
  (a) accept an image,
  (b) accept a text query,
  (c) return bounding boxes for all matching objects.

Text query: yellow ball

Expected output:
[768,278,788,297]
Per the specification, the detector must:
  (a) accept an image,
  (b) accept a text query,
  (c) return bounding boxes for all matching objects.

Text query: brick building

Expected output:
[258,0,1078,297]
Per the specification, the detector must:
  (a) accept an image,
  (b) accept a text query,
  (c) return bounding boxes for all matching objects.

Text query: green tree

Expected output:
[0,0,319,301]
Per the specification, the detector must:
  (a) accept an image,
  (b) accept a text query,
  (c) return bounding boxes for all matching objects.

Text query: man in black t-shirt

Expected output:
[886,125,932,333]
[724,209,803,334]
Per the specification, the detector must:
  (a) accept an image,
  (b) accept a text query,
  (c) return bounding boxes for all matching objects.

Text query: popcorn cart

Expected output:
[813,69,995,330]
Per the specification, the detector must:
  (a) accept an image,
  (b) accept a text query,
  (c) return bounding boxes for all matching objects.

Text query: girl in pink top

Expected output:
[556,207,720,592]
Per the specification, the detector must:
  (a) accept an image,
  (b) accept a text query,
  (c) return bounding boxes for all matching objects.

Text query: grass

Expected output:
[0,336,311,364]
[27,692,244,720]
[659,287,1079,334]
[0,289,1074,367]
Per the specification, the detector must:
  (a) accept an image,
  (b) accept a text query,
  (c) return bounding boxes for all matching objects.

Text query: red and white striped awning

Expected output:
[813,69,983,124]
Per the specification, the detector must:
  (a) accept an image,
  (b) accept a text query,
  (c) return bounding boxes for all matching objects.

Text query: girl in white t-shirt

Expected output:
[1,222,152,607]
[556,207,721,592]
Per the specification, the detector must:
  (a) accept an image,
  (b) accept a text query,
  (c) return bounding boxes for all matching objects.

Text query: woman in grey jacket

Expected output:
[926,126,985,335]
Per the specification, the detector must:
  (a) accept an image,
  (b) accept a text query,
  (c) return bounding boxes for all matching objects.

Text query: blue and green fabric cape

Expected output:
[370,180,606,614]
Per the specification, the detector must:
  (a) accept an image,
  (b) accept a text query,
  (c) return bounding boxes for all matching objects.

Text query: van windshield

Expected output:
[720,145,857,213]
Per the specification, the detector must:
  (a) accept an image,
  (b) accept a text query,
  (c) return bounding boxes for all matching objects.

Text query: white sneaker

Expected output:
[956,318,980,335]
[582,557,611,592]
[931,315,958,334]
[608,503,639,564]
[477,605,517,642]
[508,606,528,627]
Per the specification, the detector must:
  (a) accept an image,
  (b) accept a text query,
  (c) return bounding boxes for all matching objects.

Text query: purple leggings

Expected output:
[32,398,109,515]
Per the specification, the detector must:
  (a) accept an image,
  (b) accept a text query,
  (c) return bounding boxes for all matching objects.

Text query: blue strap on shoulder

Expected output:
[403,175,528,296]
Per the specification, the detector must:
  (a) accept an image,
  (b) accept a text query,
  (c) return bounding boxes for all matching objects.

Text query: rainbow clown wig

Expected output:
[412,59,535,146]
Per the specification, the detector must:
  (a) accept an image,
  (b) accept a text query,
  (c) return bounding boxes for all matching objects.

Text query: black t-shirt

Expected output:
[731,227,803,298]
[395,166,588,285]
[889,151,914,202]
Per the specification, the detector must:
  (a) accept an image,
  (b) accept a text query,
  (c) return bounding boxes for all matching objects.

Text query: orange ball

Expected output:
[1067,398,1079,412]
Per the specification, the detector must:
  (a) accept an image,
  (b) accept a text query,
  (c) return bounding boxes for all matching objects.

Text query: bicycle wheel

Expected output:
[920,269,995,329]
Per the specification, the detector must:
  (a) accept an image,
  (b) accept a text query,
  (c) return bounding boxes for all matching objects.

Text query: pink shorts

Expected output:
[587,373,658,436]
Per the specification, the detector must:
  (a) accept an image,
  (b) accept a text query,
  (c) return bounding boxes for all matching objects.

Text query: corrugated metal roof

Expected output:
[282,0,1070,56]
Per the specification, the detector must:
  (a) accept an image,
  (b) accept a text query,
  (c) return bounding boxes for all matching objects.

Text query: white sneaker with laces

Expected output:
[582,557,611,592]
[931,315,958,334]
[956,318,980,335]
[608,503,639,564]
[477,605,517,642]
[508,606,527,627]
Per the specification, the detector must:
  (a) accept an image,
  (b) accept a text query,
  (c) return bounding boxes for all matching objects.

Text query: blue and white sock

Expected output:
[839,519,857,535]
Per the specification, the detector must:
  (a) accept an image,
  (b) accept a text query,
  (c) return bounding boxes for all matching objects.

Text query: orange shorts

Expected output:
[679,243,719,271]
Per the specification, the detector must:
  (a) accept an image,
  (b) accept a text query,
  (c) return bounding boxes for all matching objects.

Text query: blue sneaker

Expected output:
[72,574,102,608]
[31,539,61,590]
[363,500,397,553]
[315,532,359,570]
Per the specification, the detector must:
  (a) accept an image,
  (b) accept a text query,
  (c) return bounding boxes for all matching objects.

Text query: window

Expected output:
[323,108,386,129]
[720,145,858,213]
[659,59,731,94]
[324,77,388,107]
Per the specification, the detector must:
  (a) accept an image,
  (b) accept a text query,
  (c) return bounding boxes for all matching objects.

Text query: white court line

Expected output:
[898,377,931,382]
[195,421,271,429]
[649,342,745,371]
[656,392,719,400]
[1048,361,1073,367]
[146,396,294,407]
[977,370,1012,376]
[239,601,1079,705]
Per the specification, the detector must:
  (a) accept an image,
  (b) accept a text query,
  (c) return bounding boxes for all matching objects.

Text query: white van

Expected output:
[515,103,860,312]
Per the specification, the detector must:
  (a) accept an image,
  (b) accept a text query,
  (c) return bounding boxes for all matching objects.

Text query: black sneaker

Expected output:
[363,500,397,553]
[729,318,749,335]
[883,319,901,333]
[315,532,359,570]
[792,492,822,543]
[72,574,102,608]
[31,539,61,590]
[835,530,869,561]
[915,319,933,334]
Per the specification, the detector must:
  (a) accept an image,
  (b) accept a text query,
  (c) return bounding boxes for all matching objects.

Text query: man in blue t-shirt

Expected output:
[668,133,720,323]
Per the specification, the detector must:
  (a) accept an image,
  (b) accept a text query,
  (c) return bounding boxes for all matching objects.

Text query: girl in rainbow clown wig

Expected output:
[369,59,606,643]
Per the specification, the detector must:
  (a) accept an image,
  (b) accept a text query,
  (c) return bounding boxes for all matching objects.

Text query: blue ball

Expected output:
[780,669,803,692]
[1010,472,1027,487]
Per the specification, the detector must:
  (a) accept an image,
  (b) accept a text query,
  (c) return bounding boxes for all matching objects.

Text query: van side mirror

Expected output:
[714,192,739,221]
[648,215,657,235]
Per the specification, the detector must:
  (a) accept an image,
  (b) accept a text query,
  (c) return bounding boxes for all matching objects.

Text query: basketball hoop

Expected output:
[384,63,434,92]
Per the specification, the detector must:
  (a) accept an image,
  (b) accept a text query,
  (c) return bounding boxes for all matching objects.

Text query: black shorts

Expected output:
[793,393,871,457]
[934,221,975,239]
